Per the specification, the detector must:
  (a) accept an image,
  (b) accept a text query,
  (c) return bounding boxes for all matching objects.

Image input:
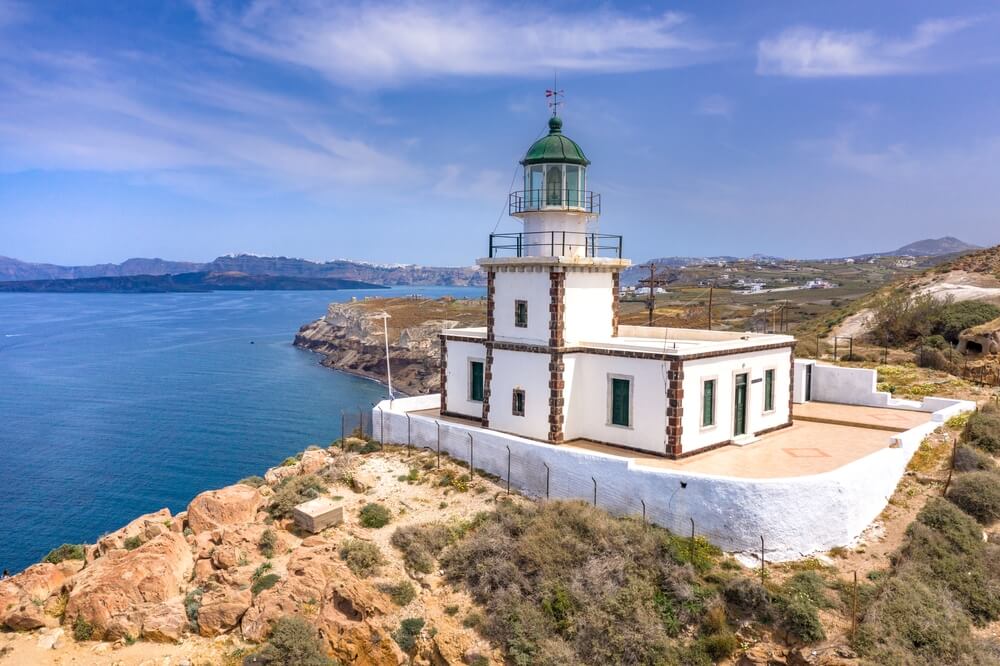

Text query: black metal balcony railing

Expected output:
[509,189,601,215]
[489,231,623,259]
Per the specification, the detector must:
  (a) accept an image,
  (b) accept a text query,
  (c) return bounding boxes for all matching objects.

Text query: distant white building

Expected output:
[438,115,795,458]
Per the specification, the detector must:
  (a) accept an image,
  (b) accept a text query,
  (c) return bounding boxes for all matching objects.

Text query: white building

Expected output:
[439,115,796,458]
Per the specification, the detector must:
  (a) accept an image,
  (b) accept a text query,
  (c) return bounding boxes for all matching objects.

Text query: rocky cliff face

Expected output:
[295,297,485,396]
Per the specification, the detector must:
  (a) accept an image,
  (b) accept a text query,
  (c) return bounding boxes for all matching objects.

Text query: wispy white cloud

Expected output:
[697,94,732,117]
[193,1,716,88]
[757,17,978,77]
[432,164,507,200]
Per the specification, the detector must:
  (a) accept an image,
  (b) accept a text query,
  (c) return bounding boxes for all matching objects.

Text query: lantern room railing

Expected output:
[489,231,622,259]
[509,189,601,215]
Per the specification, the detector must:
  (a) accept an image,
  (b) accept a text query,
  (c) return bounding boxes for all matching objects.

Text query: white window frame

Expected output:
[606,373,634,430]
[468,357,486,403]
[731,369,750,438]
[700,375,719,431]
[512,388,525,417]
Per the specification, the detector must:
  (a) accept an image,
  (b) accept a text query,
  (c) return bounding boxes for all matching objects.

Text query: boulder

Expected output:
[0,563,67,631]
[264,464,299,486]
[197,586,252,637]
[97,508,173,555]
[351,471,378,493]
[241,542,403,665]
[193,559,216,582]
[209,523,284,571]
[64,533,194,641]
[141,598,187,642]
[186,484,264,535]
[299,448,330,475]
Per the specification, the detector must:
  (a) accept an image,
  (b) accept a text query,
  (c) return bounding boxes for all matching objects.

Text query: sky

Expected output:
[1,1,999,267]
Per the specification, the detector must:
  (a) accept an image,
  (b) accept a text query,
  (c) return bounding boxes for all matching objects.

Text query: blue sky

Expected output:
[1,1,999,266]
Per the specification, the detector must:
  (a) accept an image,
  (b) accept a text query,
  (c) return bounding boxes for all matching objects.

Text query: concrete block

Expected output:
[292,497,343,533]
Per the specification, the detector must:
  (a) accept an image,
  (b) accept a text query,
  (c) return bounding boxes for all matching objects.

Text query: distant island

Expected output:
[0,271,386,293]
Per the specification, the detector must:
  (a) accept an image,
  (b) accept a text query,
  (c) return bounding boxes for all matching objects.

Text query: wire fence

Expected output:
[376,409,810,562]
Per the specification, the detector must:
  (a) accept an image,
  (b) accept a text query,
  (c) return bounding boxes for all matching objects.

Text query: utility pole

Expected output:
[707,283,714,331]
[637,262,679,326]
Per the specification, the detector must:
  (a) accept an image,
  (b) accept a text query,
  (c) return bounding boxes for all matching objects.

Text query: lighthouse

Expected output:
[438,106,795,458]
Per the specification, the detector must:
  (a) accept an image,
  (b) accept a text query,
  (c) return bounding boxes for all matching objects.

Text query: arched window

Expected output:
[545,166,563,206]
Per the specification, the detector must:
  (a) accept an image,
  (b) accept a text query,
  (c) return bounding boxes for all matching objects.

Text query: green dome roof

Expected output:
[521,116,590,166]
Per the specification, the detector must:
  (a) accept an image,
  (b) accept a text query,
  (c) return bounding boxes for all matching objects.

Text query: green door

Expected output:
[470,361,484,402]
[734,374,748,436]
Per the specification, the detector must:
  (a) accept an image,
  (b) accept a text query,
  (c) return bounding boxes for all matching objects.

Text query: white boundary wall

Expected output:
[374,371,973,561]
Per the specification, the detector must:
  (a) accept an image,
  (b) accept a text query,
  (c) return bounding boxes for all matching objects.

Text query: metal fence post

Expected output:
[467,433,474,477]
[689,518,696,563]
[591,477,597,506]
[640,500,646,529]
[851,570,859,640]
[505,445,511,495]
[543,462,550,499]
[406,413,412,458]
[377,405,384,444]
[340,412,346,443]
[760,536,766,584]
[435,421,441,469]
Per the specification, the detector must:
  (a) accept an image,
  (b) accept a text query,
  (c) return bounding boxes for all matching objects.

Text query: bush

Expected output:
[123,536,143,551]
[259,528,278,558]
[359,503,391,528]
[915,347,954,373]
[391,523,457,573]
[252,573,281,595]
[257,616,335,666]
[947,471,1000,524]
[269,474,326,519]
[239,475,267,488]
[782,571,831,608]
[933,301,1000,345]
[698,629,739,661]
[43,543,85,564]
[184,587,203,629]
[963,411,1000,454]
[393,617,425,653]
[723,576,771,616]
[780,597,825,643]
[339,539,384,578]
[953,446,996,473]
[73,615,94,641]
[382,580,417,606]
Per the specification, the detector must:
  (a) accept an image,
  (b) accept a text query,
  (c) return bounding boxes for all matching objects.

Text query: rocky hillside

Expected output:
[295,297,485,395]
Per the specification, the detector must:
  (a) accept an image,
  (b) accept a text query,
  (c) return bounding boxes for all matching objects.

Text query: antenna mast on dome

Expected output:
[545,73,563,117]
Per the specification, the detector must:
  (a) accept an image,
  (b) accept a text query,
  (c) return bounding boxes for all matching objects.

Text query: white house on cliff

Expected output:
[438,115,796,458]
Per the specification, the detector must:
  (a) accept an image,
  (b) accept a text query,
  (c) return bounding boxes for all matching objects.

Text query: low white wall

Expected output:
[375,394,974,561]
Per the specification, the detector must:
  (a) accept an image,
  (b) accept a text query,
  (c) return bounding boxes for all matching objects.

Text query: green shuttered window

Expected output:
[470,361,484,402]
[764,369,775,412]
[610,377,630,427]
[702,379,716,427]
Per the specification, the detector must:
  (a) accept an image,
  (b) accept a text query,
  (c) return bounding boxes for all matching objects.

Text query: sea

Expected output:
[0,286,483,573]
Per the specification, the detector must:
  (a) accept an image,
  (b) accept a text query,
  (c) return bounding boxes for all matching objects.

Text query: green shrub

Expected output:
[269,474,326,519]
[932,301,1000,345]
[915,347,954,373]
[393,617,425,653]
[239,475,266,488]
[339,538,384,578]
[257,616,335,666]
[123,536,143,551]
[252,573,281,595]
[946,471,1000,524]
[382,580,417,606]
[391,523,457,573]
[259,528,278,558]
[359,503,391,528]
[780,597,825,643]
[698,629,739,661]
[184,587,203,629]
[782,571,831,608]
[72,615,94,641]
[953,446,996,473]
[43,543,85,564]
[723,576,771,616]
[963,412,1000,454]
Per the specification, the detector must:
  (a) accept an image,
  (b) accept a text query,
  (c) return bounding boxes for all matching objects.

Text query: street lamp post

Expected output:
[369,311,394,400]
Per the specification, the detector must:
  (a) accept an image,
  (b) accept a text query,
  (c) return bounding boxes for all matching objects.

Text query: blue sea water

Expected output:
[0,287,482,573]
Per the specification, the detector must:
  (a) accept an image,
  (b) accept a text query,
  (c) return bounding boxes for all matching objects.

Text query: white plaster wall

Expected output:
[808,364,890,407]
[444,340,486,419]
[376,394,975,561]
[493,271,551,344]
[521,212,591,258]
[488,349,550,440]
[682,349,792,452]
[563,271,614,343]
[792,360,814,404]
[562,353,668,454]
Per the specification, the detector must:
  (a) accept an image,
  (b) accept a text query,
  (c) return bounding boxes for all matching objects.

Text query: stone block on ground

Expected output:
[293,497,344,534]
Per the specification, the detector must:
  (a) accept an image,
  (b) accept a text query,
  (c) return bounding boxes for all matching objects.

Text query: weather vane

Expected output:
[545,73,563,116]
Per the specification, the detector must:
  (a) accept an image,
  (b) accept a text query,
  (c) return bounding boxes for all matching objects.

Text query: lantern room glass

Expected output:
[522,164,588,210]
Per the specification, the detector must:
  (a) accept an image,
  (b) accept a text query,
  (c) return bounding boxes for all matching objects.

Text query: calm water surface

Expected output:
[0,287,481,572]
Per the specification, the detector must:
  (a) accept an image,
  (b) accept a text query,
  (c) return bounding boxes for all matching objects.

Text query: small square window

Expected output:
[512,389,525,416]
[514,300,528,328]
[469,360,484,402]
[702,379,716,427]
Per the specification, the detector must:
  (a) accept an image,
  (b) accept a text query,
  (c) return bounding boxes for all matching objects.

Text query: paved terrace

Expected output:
[413,402,931,480]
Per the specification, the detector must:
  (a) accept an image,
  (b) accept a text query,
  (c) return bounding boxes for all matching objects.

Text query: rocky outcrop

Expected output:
[958,316,1000,355]
[241,541,404,665]
[197,585,252,637]
[64,533,194,641]
[186,484,264,535]
[0,563,70,630]
[96,508,174,555]
[294,297,485,395]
